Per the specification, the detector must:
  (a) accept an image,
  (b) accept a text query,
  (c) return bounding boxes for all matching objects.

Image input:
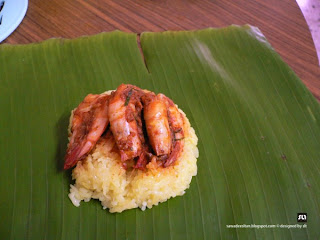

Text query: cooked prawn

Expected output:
[108,84,144,161]
[158,94,185,167]
[142,92,172,157]
[64,94,110,169]
[64,84,185,170]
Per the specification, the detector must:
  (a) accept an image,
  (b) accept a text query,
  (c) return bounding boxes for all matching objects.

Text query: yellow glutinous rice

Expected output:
[68,109,199,213]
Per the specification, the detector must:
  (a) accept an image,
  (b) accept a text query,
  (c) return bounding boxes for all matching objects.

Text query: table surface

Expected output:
[4,0,320,100]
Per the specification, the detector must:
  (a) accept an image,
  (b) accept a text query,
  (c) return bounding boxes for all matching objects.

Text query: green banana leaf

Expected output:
[0,25,319,239]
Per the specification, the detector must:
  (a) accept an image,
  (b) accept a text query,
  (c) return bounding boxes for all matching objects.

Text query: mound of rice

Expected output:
[68,108,199,213]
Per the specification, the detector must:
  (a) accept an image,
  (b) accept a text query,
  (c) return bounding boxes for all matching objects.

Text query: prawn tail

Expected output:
[64,145,82,170]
